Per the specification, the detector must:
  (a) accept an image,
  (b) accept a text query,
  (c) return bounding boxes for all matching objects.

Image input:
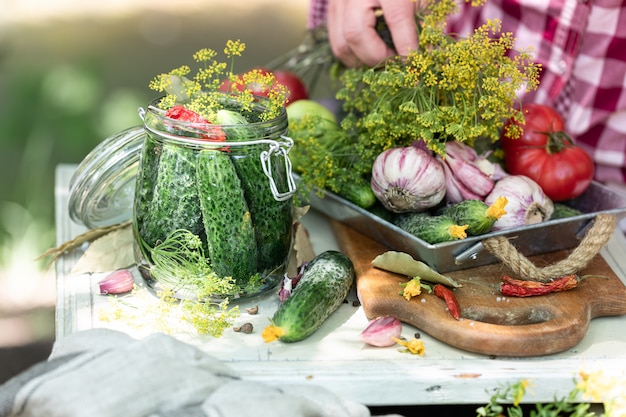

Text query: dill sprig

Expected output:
[293,0,541,196]
[98,287,240,338]
[147,229,239,297]
[148,40,287,122]
[288,114,365,198]
[476,377,603,417]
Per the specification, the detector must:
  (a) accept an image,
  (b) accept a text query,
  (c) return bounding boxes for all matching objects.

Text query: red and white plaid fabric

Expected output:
[308,0,626,183]
[308,0,328,29]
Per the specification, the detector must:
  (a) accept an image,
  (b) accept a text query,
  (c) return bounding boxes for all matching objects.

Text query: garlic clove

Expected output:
[456,160,495,196]
[361,316,402,347]
[98,269,135,295]
[440,146,495,203]
[442,161,487,203]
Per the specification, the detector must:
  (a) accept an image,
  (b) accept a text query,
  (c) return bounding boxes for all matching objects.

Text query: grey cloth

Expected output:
[0,329,391,417]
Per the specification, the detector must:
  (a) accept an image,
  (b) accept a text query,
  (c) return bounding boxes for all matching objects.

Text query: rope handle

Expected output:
[481,213,617,282]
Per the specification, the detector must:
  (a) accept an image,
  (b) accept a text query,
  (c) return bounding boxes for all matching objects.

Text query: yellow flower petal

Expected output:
[449,224,468,240]
[261,324,284,343]
[486,196,508,220]
[393,337,426,355]
[402,278,422,301]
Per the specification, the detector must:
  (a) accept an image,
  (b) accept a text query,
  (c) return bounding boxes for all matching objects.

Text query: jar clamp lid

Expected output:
[68,126,145,228]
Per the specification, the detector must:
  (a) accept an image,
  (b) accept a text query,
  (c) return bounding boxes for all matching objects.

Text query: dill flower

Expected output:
[578,370,626,417]
[292,0,541,198]
[148,41,287,122]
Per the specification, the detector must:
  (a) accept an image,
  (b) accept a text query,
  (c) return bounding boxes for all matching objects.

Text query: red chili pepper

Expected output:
[500,274,579,297]
[433,284,461,320]
[165,105,227,142]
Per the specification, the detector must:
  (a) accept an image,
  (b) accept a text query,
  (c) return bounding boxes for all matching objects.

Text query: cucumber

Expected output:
[218,110,293,273]
[134,136,162,255]
[394,212,468,244]
[552,203,583,219]
[262,250,355,343]
[439,197,507,236]
[230,147,293,273]
[367,201,394,223]
[135,141,205,254]
[196,149,258,285]
[335,178,377,209]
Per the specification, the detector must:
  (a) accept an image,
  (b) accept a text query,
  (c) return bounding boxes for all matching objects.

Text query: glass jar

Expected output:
[69,95,296,301]
[135,98,295,300]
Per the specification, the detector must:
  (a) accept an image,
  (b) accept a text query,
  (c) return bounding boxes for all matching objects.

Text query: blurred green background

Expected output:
[0,0,310,348]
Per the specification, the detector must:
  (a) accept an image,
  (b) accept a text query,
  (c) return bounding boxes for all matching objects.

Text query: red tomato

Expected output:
[501,103,595,201]
[273,70,309,105]
[219,68,308,105]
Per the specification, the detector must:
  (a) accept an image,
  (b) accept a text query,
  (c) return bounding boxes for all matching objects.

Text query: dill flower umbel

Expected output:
[148,40,287,122]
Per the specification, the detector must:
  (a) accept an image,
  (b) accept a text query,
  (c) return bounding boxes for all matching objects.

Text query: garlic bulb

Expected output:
[371,145,446,213]
[485,175,554,230]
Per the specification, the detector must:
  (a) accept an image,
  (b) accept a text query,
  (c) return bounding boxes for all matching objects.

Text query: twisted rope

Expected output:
[481,214,617,282]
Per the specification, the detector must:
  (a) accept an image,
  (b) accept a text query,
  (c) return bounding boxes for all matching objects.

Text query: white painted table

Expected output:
[54,163,626,407]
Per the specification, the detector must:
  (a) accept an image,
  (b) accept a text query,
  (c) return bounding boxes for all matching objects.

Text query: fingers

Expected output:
[328,0,391,67]
[327,0,419,67]
[380,0,419,58]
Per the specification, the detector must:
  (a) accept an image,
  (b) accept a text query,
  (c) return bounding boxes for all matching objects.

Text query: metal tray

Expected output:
[304,180,626,272]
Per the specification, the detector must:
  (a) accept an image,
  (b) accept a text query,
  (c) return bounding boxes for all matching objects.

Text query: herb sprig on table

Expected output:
[479,372,625,417]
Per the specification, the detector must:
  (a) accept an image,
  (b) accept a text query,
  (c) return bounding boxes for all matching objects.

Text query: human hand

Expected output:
[327,0,419,67]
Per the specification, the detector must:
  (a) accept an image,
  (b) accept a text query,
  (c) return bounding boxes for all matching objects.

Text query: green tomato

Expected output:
[286,99,339,131]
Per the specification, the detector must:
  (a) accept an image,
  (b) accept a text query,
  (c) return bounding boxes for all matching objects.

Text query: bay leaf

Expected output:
[372,250,461,288]
[71,225,135,274]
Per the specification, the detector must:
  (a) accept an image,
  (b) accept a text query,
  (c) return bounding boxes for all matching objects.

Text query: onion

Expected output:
[485,175,554,230]
[371,145,446,213]
[361,316,403,347]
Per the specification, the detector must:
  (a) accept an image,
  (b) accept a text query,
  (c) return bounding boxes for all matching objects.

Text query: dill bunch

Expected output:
[148,40,287,122]
[292,0,541,197]
[288,114,370,202]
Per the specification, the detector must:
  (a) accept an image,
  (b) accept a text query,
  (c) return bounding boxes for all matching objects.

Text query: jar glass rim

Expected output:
[143,95,287,127]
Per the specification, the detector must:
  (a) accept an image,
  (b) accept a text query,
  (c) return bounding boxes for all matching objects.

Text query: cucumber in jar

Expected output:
[218,110,293,273]
[196,148,258,285]
[135,140,206,258]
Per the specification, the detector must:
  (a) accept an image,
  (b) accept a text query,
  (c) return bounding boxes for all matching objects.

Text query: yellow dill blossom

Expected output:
[193,48,217,62]
[402,277,422,300]
[224,39,246,57]
[449,224,468,240]
[148,41,286,122]
[97,285,239,337]
[393,337,426,355]
[578,370,626,417]
[486,196,508,220]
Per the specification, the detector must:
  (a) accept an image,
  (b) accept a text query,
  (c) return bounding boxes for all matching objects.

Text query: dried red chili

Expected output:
[500,274,579,297]
[433,284,461,320]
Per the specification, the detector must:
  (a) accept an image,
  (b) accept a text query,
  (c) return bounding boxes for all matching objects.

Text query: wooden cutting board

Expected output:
[331,220,626,357]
